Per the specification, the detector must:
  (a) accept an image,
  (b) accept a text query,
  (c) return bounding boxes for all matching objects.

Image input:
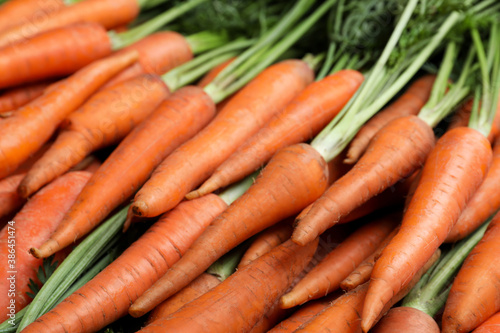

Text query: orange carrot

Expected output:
[362,127,492,332]
[0,81,52,115]
[21,193,227,333]
[0,49,138,179]
[129,143,329,317]
[18,73,170,197]
[249,299,290,333]
[442,212,500,333]
[197,57,236,88]
[0,173,26,218]
[191,69,364,197]
[132,60,314,217]
[280,213,399,309]
[137,239,318,333]
[0,171,91,322]
[345,75,436,164]
[0,0,65,33]
[31,86,215,259]
[370,307,440,333]
[473,311,500,333]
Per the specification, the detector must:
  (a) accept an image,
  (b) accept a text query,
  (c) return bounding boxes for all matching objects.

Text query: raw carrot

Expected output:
[249,299,289,333]
[345,75,436,164]
[448,98,473,130]
[370,307,440,333]
[137,239,318,333]
[0,81,52,115]
[280,213,399,309]
[18,73,170,197]
[474,312,500,333]
[190,69,364,197]
[0,173,25,218]
[0,49,138,179]
[132,60,314,217]
[0,0,66,33]
[31,86,215,259]
[0,171,91,322]
[129,143,329,316]
[22,193,227,333]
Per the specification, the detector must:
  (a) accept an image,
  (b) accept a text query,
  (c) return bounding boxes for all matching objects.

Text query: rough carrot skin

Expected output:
[345,75,435,163]
[18,74,170,197]
[370,307,440,333]
[0,22,112,89]
[0,0,139,48]
[249,299,290,333]
[22,194,227,333]
[362,127,492,332]
[0,173,26,218]
[280,213,399,309]
[442,212,500,333]
[192,69,364,197]
[31,86,215,259]
[474,311,500,333]
[0,81,52,114]
[0,49,138,179]
[132,60,315,217]
[293,115,435,246]
[0,171,91,322]
[137,239,318,333]
[130,143,329,316]
[0,0,65,33]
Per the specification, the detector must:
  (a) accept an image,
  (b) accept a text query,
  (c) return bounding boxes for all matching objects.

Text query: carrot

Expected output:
[448,98,474,130]
[129,143,329,317]
[31,86,215,259]
[0,49,138,179]
[21,193,226,333]
[0,173,26,218]
[345,75,436,164]
[249,299,290,333]
[0,0,66,33]
[18,73,170,197]
[137,238,318,333]
[370,307,440,333]
[474,311,500,333]
[280,213,399,309]
[190,69,364,197]
[442,212,500,333]
[0,171,91,322]
[0,81,52,115]
[197,57,236,88]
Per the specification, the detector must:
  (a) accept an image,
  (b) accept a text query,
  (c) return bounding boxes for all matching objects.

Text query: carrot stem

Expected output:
[218,172,259,206]
[316,42,336,80]
[206,241,251,282]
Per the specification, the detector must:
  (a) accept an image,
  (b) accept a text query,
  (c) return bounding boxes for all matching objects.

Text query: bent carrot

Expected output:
[132,60,314,217]
[0,81,52,115]
[0,0,65,33]
[31,86,215,259]
[371,307,440,333]
[474,311,500,332]
[0,49,138,179]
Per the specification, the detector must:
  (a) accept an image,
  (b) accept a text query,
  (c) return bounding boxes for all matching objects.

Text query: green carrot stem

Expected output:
[218,171,259,206]
[303,53,326,72]
[185,30,230,54]
[329,53,350,74]
[140,0,170,10]
[63,0,85,4]
[316,42,337,80]
[206,240,252,281]
[426,42,457,108]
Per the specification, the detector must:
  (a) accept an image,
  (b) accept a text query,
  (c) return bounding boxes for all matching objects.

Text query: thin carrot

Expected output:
[31,86,215,259]
[137,239,318,333]
[129,143,329,316]
[0,173,25,218]
[0,0,66,33]
[370,307,440,333]
[473,311,500,333]
[190,69,363,197]
[0,49,138,179]
[345,75,436,164]
[0,81,52,115]
[18,73,170,197]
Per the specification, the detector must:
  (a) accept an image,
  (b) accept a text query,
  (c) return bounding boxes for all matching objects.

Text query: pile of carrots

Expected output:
[0,0,499,332]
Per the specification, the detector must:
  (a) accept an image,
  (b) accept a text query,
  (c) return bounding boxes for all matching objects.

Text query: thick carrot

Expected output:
[370,307,440,333]
[0,0,65,33]
[0,49,138,179]
[191,69,364,197]
[0,81,52,115]
[0,171,91,322]
[293,115,435,246]
[249,299,289,333]
[132,60,314,217]
[31,86,215,259]
[197,57,236,88]
[21,193,227,333]
[361,127,492,332]
[137,239,318,333]
[280,213,399,309]
[442,212,500,333]
[345,75,436,164]
[0,173,25,218]
[474,311,500,333]
[129,143,329,316]
[18,73,170,197]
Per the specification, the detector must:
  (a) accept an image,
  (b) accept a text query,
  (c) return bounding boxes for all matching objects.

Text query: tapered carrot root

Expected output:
[31,86,215,259]
[0,81,52,114]
[22,194,227,333]
[293,115,435,246]
[129,143,329,317]
[362,127,492,332]
[132,60,314,217]
[0,0,65,33]
[0,49,138,179]
[18,74,169,197]
[137,239,318,333]
[0,173,26,218]
[442,212,500,333]
[370,307,440,333]
[473,311,500,333]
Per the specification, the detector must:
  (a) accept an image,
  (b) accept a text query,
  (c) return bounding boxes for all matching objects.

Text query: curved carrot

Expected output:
[191,69,364,197]
[345,75,436,164]
[132,60,314,217]
[137,239,318,333]
[0,81,52,115]
[0,49,138,179]
[129,143,329,317]
[362,127,492,332]
[0,171,91,322]
[370,307,440,333]
[442,212,500,333]
[0,173,26,218]
[21,194,227,333]
[0,0,65,33]
[293,115,435,246]
[280,213,399,309]
[473,311,500,333]
[197,57,236,88]
[18,73,170,197]
[31,86,215,259]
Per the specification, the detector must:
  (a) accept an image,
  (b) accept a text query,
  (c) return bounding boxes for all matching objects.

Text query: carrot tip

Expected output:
[343,157,356,165]
[185,190,201,200]
[278,295,295,309]
[131,201,147,217]
[128,304,147,318]
[17,183,31,198]
[29,247,43,259]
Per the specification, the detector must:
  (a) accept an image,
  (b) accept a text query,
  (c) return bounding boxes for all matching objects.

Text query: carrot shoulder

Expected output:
[473,311,500,333]
[370,306,440,333]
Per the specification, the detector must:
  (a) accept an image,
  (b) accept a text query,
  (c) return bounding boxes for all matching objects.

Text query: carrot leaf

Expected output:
[26,256,58,299]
